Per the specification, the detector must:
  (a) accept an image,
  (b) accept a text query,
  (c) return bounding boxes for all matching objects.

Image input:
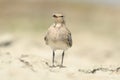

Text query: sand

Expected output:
[0,33,120,80]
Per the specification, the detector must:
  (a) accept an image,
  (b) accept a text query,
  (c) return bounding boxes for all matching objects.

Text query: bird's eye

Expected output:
[61,16,64,17]
[53,15,57,18]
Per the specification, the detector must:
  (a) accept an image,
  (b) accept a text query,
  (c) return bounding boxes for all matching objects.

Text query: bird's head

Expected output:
[52,13,64,23]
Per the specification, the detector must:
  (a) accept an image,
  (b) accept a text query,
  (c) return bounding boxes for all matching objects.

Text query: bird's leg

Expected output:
[60,51,65,68]
[52,50,55,67]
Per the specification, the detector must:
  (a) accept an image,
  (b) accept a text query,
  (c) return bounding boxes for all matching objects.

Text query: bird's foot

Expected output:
[45,62,56,68]
[59,65,66,68]
[49,65,56,68]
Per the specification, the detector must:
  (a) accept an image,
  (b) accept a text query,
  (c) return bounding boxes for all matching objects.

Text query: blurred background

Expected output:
[0,1,120,80]
[0,0,120,34]
[0,0,120,66]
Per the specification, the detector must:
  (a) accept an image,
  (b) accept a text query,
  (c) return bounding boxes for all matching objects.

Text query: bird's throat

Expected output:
[55,23,63,28]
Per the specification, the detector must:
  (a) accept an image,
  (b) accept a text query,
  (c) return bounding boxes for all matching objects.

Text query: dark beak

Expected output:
[53,15,57,18]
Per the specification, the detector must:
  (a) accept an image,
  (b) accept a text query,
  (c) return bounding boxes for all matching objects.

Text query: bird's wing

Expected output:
[44,24,55,45]
[44,32,49,45]
[67,32,72,47]
[44,35,47,41]
[64,27,72,47]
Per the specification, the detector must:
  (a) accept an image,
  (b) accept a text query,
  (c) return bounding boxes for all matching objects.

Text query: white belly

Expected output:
[48,40,68,50]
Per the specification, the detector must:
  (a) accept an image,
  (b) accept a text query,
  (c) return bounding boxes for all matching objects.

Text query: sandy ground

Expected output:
[0,33,120,80]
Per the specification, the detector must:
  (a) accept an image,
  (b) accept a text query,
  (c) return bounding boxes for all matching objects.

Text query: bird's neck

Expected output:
[54,20,65,28]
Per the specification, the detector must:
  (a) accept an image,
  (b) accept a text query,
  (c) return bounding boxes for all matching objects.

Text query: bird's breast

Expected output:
[49,27,65,41]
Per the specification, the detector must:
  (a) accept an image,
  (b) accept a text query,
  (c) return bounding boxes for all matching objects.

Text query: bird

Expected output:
[44,13,72,68]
